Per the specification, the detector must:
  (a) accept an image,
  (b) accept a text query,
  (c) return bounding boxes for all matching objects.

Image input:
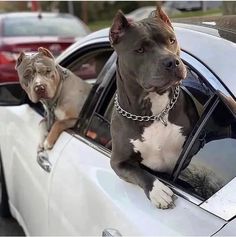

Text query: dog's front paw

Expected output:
[43,139,53,150]
[149,179,176,209]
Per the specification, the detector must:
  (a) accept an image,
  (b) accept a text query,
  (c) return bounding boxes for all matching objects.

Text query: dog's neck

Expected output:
[116,64,175,119]
[41,65,68,130]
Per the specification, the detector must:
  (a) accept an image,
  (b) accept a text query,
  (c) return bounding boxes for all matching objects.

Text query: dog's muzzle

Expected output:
[34,84,47,98]
[163,56,186,80]
[163,57,180,70]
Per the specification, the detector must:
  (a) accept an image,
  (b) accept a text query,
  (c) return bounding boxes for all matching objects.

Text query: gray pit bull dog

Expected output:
[15,47,91,152]
[109,7,198,209]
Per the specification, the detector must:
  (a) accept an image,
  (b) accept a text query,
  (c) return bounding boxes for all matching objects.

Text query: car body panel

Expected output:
[1,36,75,46]
[1,36,75,56]
[201,177,236,221]
[48,135,225,236]
[0,105,71,235]
[215,218,236,236]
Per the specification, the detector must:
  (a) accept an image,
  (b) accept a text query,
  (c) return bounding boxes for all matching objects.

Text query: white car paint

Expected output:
[0,104,227,235]
[0,105,71,235]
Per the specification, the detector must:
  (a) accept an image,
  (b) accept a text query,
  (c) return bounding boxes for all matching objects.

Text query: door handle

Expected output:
[37,151,51,172]
[102,228,122,237]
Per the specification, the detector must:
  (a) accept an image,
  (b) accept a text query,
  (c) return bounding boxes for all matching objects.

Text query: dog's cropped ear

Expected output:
[155,6,173,29]
[109,10,131,46]
[15,52,25,69]
[38,47,54,59]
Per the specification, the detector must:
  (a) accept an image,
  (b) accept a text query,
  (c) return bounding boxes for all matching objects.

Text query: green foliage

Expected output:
[173,8,222,19]
[56,1,157,23]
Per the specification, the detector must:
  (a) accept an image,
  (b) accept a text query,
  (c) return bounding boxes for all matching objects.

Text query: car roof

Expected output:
[58,16,236,97]
[173,16,236,96]
[174,15,236,43]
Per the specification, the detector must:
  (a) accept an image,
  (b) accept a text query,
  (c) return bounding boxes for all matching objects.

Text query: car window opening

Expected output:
[175,97,236,200]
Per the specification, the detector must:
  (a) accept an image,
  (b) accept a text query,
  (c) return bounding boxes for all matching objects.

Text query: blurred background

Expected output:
[0,1,236,83]
[0,1,236,31]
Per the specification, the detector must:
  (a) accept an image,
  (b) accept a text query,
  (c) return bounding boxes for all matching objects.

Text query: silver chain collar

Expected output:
[114,86,180,126]
[44,67,69,131]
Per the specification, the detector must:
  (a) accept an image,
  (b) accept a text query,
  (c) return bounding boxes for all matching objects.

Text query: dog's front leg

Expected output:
[43,118,77,150]
[38,119,48,152]
[111,158,175,209]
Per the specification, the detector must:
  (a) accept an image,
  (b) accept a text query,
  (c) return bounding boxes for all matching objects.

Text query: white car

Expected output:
[0,16,236,236]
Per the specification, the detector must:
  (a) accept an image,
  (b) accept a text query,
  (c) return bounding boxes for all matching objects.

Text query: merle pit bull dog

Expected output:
[15,47,91,153]
[109,7,198,209]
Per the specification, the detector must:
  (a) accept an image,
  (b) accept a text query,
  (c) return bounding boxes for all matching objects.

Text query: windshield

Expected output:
[3,15,89,37]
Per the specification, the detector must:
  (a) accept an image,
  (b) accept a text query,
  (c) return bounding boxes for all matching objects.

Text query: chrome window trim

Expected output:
[162,181,203,205]
[72,133,111,158]
[201,177,236,221]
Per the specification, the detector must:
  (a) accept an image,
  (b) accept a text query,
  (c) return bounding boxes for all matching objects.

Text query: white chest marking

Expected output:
[130,92,186,173]
[145,91,169,115]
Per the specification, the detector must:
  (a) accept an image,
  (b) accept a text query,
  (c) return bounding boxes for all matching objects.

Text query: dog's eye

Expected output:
[135,47,144,54]
[169,38,176,45]
[24,73,32,81]
[46,68,51,73]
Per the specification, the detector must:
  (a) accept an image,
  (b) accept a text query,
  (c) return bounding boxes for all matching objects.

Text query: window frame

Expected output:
[74,51,117,143]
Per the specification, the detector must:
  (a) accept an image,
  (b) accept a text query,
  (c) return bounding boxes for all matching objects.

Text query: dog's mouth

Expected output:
[34,91,51,102]
[144,79,182,94]
[144,65,187,94]
[38,94,50,100]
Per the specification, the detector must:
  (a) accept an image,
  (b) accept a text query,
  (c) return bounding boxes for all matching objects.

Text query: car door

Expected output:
[0,42,113,235]
[0,84,71,236]
[48,51,229,235]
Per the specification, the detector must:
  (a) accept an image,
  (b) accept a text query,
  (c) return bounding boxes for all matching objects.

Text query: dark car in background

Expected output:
[0,12,90,83]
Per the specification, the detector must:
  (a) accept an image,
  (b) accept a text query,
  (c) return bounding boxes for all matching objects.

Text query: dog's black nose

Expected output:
[34,84,46,95]
[163,58,180,70]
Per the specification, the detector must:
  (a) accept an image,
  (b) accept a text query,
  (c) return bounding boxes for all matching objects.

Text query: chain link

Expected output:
[114,86,180,126]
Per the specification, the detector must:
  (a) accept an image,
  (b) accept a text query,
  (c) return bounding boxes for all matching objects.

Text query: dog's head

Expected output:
[15,47,61,103]
[109,7,187,94]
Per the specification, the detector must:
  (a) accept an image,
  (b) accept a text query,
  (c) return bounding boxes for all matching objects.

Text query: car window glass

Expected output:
[67,49,113,83]
[175,99,236,200]
[183,66,213,107]
[0,83,26,104]
[3,16,88,37]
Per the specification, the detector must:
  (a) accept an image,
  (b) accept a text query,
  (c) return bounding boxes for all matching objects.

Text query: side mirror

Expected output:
[0,82,27,106]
